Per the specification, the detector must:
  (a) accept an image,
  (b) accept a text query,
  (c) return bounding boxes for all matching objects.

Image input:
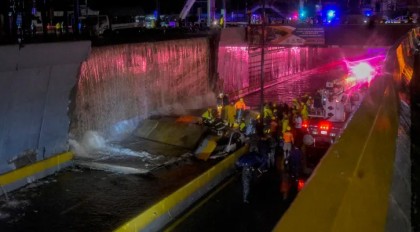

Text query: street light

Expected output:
[260,0,266,121]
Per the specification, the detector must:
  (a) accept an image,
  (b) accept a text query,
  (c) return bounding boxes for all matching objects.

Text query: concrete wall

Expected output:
[70,38,215,141]
[220,24,414,47]
[0,41,90,174]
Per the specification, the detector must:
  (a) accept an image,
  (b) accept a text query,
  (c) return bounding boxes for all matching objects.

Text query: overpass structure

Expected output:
[0,25,418,231]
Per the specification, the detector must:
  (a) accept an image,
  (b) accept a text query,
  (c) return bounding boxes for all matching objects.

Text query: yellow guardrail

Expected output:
[114,145,248,232]
[0,152,74,187]
[273,75,399,232]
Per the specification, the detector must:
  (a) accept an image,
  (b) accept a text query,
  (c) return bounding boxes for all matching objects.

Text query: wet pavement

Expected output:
[164,146,329,232]
[0,158,219,232]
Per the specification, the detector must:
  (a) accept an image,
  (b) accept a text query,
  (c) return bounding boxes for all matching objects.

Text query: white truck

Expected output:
[303,75,367,147]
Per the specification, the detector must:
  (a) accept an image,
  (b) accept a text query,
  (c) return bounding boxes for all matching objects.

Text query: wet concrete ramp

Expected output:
[134,118,207,150]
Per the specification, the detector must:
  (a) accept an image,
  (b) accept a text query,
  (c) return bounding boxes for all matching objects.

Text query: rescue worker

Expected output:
[245,117,256,136]
[300,102,309,121]
[269,116,279,142]
[293,113,303,148]
[234,98,246,123]
[55,22,62,36]
[281,112,290,135]
[257,134,271,173]
[292,98,301,113]
[314,90,323,114]
[236,146,263,203]
[263,104,274,124]
[201,107,214,124]
[306,96,314,113]
[272,103,279,118]
[282,126,294,160]
[224,101,236,128]
[281,146,303,200]
[216,93,224,118]
[239,118,246,132]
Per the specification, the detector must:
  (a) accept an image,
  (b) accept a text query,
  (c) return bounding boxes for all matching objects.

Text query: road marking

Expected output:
[163,173,239,231]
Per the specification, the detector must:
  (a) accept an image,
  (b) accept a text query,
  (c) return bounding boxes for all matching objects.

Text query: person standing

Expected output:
[236,148,262,203]
[282,126,294,160]
[293,113,303,148]
[224,101,236,128]
[234,98,246,123]
[281,112,290,136]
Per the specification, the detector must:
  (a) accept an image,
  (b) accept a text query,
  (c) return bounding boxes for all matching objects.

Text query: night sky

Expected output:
[88,0,250,15]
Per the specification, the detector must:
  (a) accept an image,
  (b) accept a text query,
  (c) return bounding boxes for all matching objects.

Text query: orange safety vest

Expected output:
[234,101,246,110]
[283,131,294,143]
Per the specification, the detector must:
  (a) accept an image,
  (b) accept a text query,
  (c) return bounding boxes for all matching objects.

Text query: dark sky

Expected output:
[88,0,249,15]
[88,0,190,15]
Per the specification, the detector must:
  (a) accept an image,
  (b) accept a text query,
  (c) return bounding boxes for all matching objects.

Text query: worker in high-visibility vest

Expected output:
[282,126,294,160]
[234,98,246,122]
[201,107,214,124]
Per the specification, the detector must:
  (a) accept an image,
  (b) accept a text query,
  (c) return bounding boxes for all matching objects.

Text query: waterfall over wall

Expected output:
[218,46,388,98]
[70,38,215,141]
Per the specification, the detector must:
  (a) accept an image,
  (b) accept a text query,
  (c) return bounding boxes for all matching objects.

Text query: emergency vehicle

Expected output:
[303,62,375,147]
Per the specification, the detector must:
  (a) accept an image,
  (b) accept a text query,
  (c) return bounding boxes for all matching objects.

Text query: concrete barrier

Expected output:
[273,74,400,231]
[0,152,74,195]
[114,145,248,232]
[134,118,208,150]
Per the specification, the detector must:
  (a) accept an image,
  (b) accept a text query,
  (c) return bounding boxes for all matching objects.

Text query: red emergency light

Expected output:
[297,178,305,191]
[302,120,309,129]
[319,121,331,131]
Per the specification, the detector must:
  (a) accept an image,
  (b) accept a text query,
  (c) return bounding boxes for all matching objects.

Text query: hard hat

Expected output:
[292,98,297,102]
[287,126,291,131]
[271,117,276,120]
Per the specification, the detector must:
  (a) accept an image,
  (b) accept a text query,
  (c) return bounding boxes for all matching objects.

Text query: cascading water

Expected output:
[218,45,388,107]
[68,38,217,163]
[70,38,215,143]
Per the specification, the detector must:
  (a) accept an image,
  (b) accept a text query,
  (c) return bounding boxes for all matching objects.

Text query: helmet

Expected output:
[271,117,276,120]
[286,126,291,131]
[240,98,244,101]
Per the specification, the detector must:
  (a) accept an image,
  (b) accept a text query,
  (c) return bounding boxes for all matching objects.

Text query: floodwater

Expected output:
[0,160,219,232]
[0,61,349,232]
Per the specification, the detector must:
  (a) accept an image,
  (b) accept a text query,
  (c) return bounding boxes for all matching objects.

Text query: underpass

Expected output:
[0,24,416,231]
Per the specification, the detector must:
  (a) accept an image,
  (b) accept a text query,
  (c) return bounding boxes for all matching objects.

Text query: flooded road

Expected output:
[244,67,347,108]
[0,64,341,232]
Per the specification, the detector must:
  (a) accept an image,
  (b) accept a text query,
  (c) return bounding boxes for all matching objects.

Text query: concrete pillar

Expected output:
[207,0,215,26]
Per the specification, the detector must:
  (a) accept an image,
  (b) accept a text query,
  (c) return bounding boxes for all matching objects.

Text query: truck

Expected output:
[303,73,368,147]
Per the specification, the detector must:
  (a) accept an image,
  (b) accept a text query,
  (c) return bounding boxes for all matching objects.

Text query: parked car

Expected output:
[385,16,410,24]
